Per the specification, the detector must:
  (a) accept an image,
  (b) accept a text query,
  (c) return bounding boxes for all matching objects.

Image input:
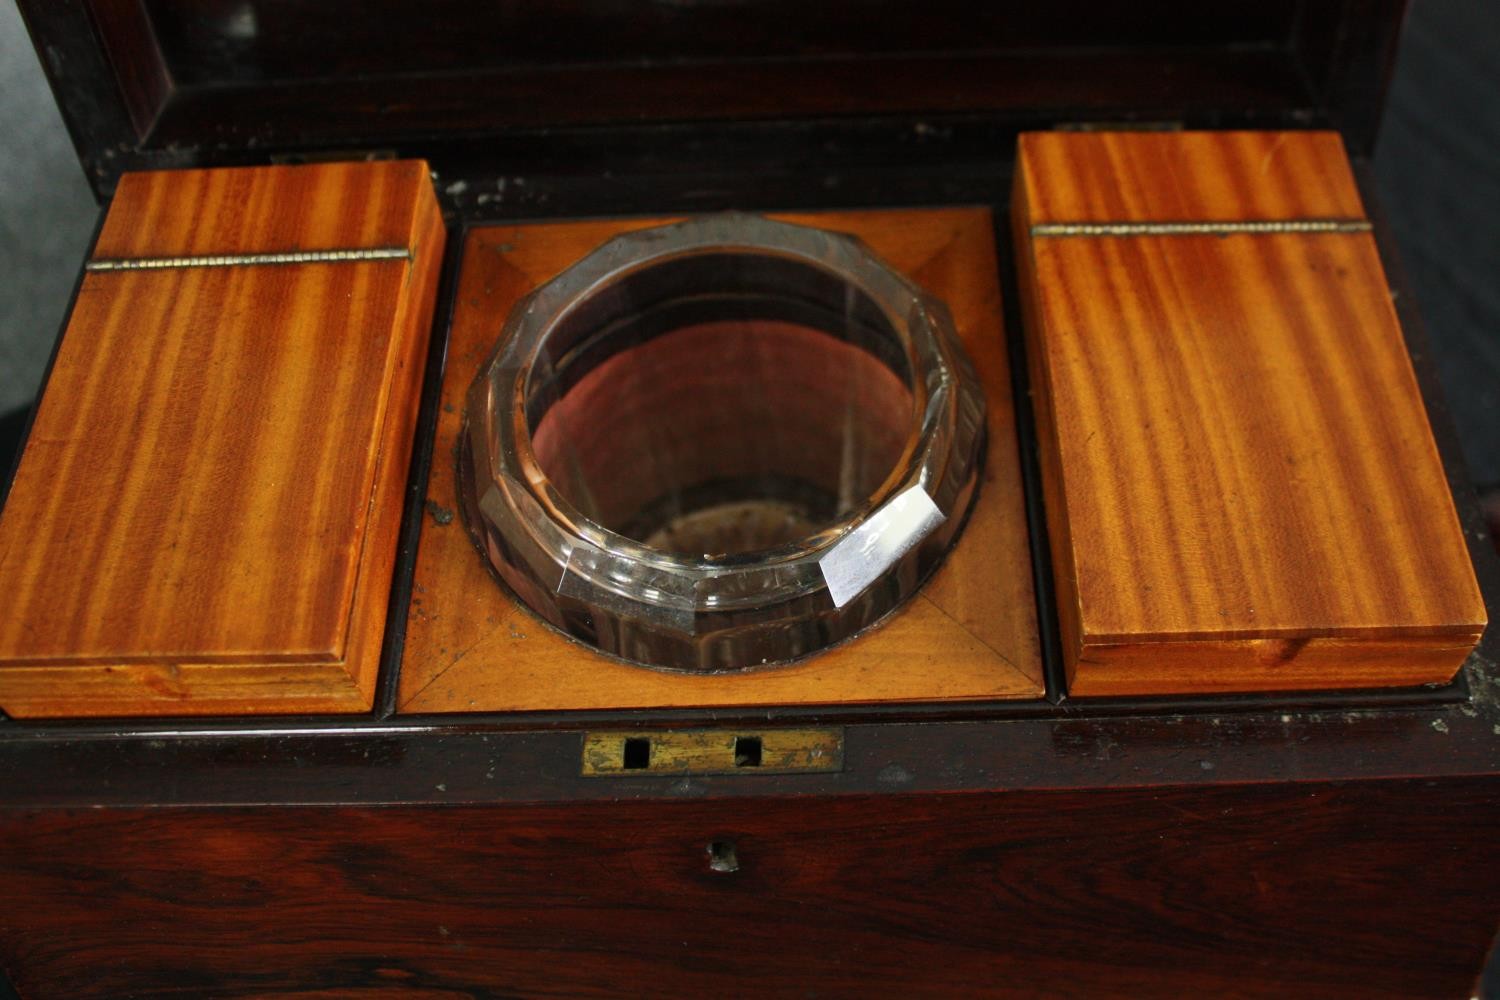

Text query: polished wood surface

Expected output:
[93,161,438,259]
[1013,131,1486,696]
[2,779,1495,998]
[1018,130,1367,223]
[0,161,445,717]
[398,207,1043,713]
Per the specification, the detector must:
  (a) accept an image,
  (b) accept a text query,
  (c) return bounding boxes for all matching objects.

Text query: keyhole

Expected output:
[707,840,739,873]
[734,736,762,767]
[622,737,651,770]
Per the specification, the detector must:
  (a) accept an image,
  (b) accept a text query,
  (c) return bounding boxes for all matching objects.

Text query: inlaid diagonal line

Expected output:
[84,247,412,272]
[1030,219,1373,238]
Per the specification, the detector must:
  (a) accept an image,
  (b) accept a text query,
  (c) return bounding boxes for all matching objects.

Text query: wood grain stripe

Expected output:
[1013,130,1485,696]
[0,160,447,717]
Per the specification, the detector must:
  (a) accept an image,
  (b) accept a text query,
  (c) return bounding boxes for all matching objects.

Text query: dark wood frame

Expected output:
[20,0,1406,198]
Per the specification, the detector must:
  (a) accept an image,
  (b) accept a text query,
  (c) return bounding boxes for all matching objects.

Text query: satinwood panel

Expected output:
[1012,131,1485,695]
[0,161,445,717]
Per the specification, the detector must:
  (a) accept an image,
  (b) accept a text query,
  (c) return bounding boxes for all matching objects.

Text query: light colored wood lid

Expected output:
[1014,130,1486,696]
[94,161,436,259]
[1018,130,1367,223]
[0,160,444,717]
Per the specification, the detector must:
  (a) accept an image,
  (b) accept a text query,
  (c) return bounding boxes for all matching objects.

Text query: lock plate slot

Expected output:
[581,728,843,776]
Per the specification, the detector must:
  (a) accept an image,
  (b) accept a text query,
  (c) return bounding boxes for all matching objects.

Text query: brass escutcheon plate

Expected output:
[581,728,843,776]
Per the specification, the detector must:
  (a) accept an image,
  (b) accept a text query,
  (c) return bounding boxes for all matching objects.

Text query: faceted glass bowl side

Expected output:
[458,213,986,672]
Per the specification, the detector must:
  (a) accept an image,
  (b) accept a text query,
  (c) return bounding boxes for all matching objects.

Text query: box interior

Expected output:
[23,0,1405,196]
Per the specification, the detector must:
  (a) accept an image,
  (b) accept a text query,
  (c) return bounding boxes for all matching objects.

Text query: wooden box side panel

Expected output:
[1,780,1495,998]
[1013,130,1485,696]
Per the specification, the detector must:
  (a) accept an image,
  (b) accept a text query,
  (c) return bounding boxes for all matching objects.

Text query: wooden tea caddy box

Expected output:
[2,3,1497,997]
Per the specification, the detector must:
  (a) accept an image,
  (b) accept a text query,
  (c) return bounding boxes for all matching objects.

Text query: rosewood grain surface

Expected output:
[0,161,445,717]
[1,780,1495,998]
[398,207,1043,713]
[1013,131,1486,696]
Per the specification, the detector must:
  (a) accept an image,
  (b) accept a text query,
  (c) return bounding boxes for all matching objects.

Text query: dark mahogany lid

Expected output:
[21,0,1406,199]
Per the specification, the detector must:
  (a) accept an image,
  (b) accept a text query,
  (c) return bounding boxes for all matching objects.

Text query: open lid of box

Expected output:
[22,1,1406,199]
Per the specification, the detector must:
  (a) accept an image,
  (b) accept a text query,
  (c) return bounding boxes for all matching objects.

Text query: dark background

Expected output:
[0,1,1496,489]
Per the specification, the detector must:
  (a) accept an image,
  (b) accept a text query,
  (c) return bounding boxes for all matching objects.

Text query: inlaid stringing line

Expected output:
[84,247,413,272]
[1031,219,1373,237]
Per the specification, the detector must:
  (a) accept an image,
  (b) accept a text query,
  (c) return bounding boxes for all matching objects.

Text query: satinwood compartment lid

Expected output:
[1012,130,1487,697]
[0,159,445,717]
[20,1,1406,198]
